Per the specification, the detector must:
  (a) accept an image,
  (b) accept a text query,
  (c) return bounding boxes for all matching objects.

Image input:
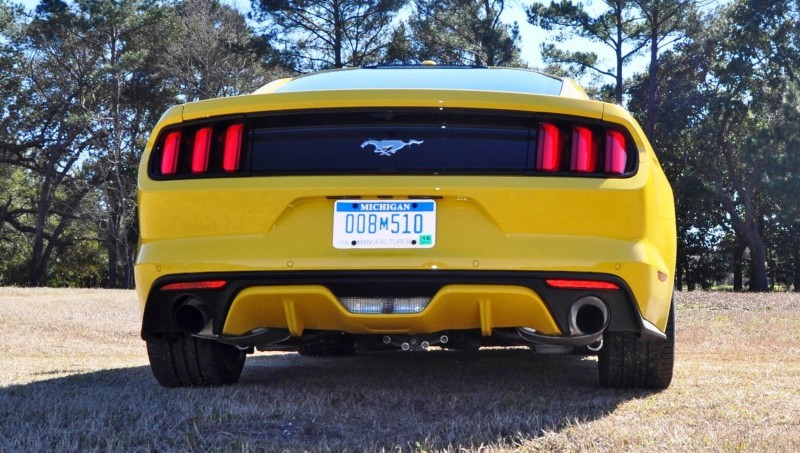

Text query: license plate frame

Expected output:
[332,200,436,249]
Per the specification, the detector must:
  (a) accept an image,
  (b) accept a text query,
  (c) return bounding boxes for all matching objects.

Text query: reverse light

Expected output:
[340,297,431,314]
[160,131,182,175]
[161,280,228,291]
[545,279,620,290]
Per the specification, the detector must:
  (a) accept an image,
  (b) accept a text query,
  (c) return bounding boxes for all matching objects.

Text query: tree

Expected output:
[763,80,800,290]
[527,0,647,103]
[63,0,177,288]
[166,0,287,101]
[1,0,181,287]
[651,0,799,292]
[251,0,406,71]
[0,0,104,286]
[633,0,701,136]
[700,0,798,291]
[408,0,523,66]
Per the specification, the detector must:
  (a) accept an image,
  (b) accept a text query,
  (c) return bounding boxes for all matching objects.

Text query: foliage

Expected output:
[251,0,406,71]
[0,0,274,287]
[404,0,523,66]
[527,0,647,103]
[166,0,288,101]
[0,0,798,289]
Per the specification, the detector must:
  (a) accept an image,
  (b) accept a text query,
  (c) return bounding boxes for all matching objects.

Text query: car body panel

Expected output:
[136,67,676,344]
[220,284,560,337]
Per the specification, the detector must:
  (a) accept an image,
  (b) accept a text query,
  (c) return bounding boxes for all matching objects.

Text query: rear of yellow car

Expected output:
[136,67,676,389]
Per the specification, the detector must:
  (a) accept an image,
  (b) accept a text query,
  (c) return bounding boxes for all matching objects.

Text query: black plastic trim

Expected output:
[141,270,648,342]
[146,108,640,180]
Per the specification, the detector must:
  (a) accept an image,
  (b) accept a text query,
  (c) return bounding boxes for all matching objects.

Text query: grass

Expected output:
[1,289,799,451]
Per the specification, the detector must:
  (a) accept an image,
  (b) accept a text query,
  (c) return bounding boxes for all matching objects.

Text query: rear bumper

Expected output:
[140,270,654,344]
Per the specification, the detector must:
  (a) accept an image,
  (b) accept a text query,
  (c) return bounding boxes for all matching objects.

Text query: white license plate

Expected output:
[333,200,436,249]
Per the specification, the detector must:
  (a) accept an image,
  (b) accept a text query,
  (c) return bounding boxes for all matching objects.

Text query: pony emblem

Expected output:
[361,139,424,156]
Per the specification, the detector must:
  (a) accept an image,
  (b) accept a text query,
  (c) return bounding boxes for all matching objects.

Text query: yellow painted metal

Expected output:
[177,89,604,123]
[136,75,677,335]
[221,284,561,337]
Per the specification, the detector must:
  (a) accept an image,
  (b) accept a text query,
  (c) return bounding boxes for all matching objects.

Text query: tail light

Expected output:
[570,126,598,173]
[160,131,182,176]
[536,123,561,172]
[154,123,245,177]
[605,130,627,174]
[191,127,213,174]
[534,122,633,177]
[223,123,244,173]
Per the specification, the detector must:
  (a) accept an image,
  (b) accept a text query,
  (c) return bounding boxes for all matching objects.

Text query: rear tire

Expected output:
[147,335,246,387]
[599,300,675,389]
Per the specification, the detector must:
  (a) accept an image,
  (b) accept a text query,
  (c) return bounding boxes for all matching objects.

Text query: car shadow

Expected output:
[1,348,657,450]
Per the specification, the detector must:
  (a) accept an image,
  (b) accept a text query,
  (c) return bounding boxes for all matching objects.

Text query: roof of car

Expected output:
[255,65,573,97]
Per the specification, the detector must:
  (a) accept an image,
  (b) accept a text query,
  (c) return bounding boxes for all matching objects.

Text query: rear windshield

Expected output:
[272,67,564,96]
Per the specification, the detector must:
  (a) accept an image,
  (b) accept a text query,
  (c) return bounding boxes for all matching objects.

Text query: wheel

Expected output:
[598,300,675,389]
[297,338,356,356]
[146,334,246,387]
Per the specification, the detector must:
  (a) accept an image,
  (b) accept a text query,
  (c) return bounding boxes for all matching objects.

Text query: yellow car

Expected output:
[136,65,676,389]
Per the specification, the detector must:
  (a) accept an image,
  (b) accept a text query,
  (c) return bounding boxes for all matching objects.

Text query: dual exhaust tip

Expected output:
[569,296,609,337]
[174,298,211,334]
[517,295,610,349]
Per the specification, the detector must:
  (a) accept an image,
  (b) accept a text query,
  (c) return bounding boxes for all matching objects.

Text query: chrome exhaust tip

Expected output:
[586,338,604,352]
[569,296,609,336]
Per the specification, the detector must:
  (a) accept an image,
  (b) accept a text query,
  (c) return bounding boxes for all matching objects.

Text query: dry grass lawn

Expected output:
[1,288,799,451]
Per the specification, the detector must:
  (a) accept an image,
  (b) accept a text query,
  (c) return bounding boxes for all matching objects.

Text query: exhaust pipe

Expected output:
[174,298,211,334]
[586,339,604,352]
[510,296,610,348]
[569,296,609,336]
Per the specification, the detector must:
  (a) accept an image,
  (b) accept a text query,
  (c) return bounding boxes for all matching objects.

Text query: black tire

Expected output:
[599,300,675,389]
[297,338,356,356]
[146,335,246,387]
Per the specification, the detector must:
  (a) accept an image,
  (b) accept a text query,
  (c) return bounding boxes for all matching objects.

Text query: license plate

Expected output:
[333,200,436,249]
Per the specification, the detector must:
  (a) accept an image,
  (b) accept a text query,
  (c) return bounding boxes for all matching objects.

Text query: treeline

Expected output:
[0,0,798,291]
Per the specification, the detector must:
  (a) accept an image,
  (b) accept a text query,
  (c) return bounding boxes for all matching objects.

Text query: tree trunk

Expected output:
[733,241,744,291]
[645,8,659,138]
[794,244,800,292]
[614,5,624,104]
[675,248,685,291]
[748,237,769,291]
[29,179,53,287]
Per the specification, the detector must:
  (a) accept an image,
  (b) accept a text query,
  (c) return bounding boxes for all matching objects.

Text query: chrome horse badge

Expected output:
[361,139,424,156]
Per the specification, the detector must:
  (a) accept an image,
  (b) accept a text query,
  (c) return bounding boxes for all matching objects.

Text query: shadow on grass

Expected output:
[1,349,655,450]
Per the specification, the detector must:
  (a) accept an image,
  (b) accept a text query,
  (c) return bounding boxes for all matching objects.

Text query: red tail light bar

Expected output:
[160,131,182,176]
[545,279,621,290]
[223,123,244,173]
[570,126,598,173]
[161,280,228,291]
[536,123,562,172]
[191,127,213,174]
